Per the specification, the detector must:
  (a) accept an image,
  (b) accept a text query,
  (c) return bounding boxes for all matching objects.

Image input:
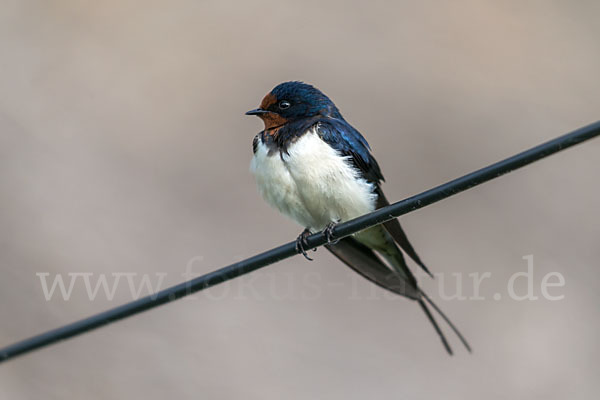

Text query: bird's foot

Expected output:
[324,222,339,245]
[295,228,316,261]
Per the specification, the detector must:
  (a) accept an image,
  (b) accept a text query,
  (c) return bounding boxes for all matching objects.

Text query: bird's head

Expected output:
[246,81,341,130]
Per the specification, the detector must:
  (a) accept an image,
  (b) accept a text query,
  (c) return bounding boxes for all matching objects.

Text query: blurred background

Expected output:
[1,0,599,398]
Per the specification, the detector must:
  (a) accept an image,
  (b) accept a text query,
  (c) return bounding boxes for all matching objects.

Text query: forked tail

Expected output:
[418,290,472,355]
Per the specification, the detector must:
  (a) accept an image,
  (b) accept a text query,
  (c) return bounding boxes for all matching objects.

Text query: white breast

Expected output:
[250,128,377,232]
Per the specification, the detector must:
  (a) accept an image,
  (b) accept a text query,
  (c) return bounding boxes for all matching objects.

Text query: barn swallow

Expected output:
[246,81,470,354]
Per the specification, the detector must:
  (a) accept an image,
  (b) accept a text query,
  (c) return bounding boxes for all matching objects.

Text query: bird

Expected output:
[246,81,470,354]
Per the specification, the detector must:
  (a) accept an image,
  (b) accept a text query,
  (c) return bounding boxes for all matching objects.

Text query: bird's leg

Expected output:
[295,228,315,261]
[324,222,339,245]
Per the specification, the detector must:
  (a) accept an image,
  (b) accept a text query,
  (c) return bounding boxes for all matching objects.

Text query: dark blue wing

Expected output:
[316,119,385,184]
[317,118,435,278]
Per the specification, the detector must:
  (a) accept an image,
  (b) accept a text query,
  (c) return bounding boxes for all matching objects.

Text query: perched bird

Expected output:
[246,81,470,354]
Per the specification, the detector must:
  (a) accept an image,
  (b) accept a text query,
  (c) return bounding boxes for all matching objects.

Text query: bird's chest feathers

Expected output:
[251,128,376,230]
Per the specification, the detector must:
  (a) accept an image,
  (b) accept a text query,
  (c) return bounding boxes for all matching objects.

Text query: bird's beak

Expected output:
[245,108,268,116]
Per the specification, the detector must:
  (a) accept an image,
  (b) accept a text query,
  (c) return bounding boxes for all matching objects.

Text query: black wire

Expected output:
[1,121,599,363]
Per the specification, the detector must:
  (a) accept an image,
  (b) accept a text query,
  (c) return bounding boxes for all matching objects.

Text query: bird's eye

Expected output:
[278,100,291,110]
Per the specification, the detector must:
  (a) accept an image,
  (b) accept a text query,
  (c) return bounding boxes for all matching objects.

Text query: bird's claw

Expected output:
[324,222,339,245]
[295,229,315,261]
